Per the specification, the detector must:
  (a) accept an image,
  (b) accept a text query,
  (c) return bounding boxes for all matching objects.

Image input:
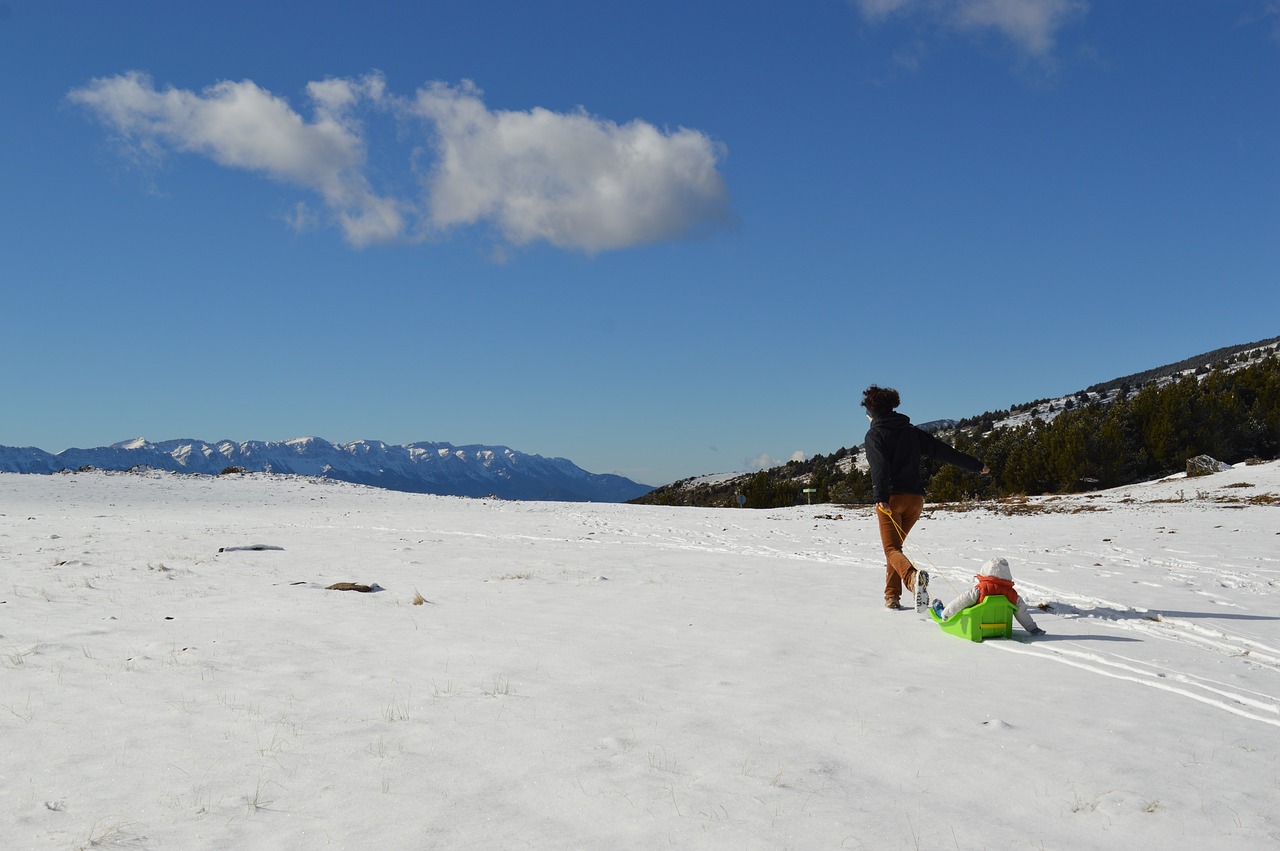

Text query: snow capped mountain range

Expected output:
[0,437,653,503]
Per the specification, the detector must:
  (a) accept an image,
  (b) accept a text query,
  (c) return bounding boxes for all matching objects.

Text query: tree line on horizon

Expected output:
[635,349,1280,509]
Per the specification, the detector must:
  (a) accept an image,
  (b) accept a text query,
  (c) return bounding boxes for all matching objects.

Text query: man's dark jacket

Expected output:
[864,412,984,504]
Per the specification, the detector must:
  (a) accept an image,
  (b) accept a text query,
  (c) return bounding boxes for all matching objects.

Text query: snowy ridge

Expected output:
[990,337,1280,430]
[0,437,652,503]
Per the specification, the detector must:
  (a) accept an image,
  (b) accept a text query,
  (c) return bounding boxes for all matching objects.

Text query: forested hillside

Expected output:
[634,340,1280,509]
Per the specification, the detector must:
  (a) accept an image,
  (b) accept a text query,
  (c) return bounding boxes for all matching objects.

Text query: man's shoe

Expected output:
[915,570,930,613]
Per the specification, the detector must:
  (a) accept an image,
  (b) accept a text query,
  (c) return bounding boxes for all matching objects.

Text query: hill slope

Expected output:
[634,335,1280,507]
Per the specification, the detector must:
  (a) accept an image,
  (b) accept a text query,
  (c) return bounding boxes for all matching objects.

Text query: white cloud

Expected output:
[852,0,1087,58]
[69,73,731,254]
[68,72,403,247]
[856,0,915,21]
[282,200,320,233]
[957,0,1086,55]
[747,450,808,471]
[1250,1,1280,43]
[403,81,731,252]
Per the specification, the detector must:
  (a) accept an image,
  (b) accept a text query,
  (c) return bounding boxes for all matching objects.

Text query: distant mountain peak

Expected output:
[0,437,653,503]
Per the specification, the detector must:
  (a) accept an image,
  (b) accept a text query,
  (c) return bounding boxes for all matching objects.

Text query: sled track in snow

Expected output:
[998,574,1280,675]
[926,546,1280,729]
[990,641,1280,729]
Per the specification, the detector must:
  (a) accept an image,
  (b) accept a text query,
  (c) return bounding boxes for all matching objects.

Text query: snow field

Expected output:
[2,466,1278,849]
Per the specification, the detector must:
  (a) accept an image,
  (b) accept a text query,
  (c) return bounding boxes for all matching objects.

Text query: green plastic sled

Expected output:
[929,595,1016,642]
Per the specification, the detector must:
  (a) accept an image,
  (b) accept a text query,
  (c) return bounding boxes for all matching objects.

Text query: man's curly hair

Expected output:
[861,385,900,416]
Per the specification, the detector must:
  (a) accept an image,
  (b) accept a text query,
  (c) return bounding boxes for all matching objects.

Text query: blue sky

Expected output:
[2,1,1278,487]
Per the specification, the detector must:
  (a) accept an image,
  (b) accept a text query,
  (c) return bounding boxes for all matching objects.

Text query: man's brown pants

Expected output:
[877,493,924,603]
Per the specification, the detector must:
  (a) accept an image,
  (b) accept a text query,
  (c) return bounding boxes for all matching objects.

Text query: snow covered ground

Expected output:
[2,464,1278,849]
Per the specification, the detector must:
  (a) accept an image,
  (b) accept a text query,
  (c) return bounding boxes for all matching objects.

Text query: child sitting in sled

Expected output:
[932,557,1045,635]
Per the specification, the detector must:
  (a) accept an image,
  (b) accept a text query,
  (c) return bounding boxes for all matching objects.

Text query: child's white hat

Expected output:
[978,557,1012,580]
